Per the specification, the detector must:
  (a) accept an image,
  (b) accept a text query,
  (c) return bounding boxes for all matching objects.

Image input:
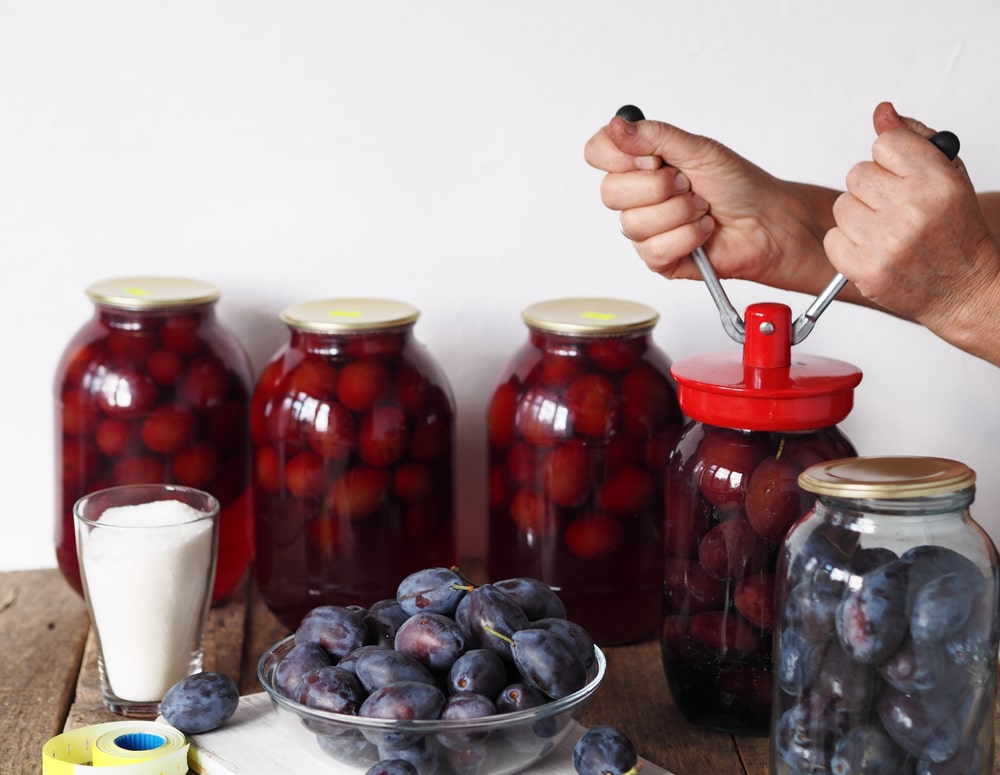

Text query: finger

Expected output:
[585,124,665,174]
[843,160,898,210]
[824,220,896,303]
[872,101,934,139]
[584,125,647,172]
[631,216,716,276]
[600,166,692,210]
[822,225,856,277]
[830,190,877,249]
[618,192,709,244]
[833,191,874,236]
[584,127,627,171]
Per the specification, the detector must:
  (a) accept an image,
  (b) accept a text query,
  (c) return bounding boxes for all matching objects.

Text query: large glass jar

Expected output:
[251,298,456,629]
[486,297,683,645]
[773,456,999,774]
[662,302,862,735]
[54,276,254,604]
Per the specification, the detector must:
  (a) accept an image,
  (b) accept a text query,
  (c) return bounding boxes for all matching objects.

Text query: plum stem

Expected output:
[482,624,514,645]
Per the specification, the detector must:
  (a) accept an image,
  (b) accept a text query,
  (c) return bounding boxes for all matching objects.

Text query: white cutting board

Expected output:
[184,693,676,775]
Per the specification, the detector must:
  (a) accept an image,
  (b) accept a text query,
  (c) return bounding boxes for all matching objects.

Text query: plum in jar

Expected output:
[486,298,683,645]
[252,298,456,629]
[54,277,254,603]
[662,302,862,735]
[771,457,999,775]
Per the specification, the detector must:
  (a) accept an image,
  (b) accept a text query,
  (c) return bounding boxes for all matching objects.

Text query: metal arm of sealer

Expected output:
[614,104,961,345]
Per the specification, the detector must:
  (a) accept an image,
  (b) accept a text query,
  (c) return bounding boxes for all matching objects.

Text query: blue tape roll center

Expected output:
[113,732,166,752]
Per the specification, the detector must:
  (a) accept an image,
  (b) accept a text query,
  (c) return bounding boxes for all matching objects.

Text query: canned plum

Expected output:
[486,298,683,645]
[54,277,254,603]
[663,302,862,735]
[662,422,856,734]
[252,298,456,629]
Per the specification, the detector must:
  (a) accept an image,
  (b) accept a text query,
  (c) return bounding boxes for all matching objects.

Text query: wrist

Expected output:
[763,181,843,296]
[923,236,1000,366]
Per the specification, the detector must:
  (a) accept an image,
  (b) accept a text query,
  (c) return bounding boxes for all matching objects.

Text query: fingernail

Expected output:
[621,119,638,136]
[693,194,709,211]
[674,172,690,193]
[635,155,659,171]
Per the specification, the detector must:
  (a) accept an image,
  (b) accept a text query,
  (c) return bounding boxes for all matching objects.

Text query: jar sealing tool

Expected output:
[614,104,960,344]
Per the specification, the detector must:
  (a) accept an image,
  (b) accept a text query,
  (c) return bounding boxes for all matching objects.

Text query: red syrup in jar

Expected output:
[661,302,862,735]
[486,298,683,645]
[251,298,456,629]
[54,277,254,604]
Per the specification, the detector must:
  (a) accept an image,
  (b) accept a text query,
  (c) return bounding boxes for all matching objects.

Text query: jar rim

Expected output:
[799,455,976,499]
[521,297,658,336]
[86,276,220,309]
[280,298,420,333]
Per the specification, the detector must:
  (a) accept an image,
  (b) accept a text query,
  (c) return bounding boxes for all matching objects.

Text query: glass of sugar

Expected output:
[74,483,220,719]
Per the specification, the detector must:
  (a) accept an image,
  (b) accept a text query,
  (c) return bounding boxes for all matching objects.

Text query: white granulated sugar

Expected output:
[97,498,207,527]
[81,498,216,702]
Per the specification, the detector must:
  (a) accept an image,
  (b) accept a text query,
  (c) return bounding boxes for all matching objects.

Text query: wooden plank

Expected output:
[735,735,770,775]
[240,581,290,696]
[0,569,90,775]
[580,640,755,775]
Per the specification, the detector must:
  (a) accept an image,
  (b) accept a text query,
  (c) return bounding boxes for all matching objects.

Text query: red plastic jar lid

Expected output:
[671,302,862,432]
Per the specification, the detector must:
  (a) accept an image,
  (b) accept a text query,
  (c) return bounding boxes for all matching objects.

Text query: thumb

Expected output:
[872,101,934,139]
[607,114,715,169]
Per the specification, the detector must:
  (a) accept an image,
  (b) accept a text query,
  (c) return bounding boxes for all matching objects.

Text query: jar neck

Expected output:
[289,324,414,358]
[817,488,974,518]
[528,328,651,354]
[95,301,217,330]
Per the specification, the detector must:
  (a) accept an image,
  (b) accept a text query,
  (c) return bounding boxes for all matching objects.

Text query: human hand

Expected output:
[824,102,1000,345]
[584,111,838,293]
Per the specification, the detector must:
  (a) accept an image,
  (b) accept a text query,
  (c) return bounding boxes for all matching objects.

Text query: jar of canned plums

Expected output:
[662,302,862,735]
[486,297,683,645]
[54,276,254,604]
[773,456,999,774]
[251,297,456,629]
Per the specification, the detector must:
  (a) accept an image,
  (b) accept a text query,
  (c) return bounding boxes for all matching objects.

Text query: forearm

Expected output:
[978,192,1000,239]
[760,180,869,301]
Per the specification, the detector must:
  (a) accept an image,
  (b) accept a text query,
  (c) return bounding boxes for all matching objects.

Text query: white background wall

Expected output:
[4,0,1000,573]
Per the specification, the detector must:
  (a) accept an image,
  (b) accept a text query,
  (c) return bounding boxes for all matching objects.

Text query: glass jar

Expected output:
[662,302,862,735]
[772,456,999,774]
[251,297,456,629]
[54,276,254,604]
[486,297,683,645]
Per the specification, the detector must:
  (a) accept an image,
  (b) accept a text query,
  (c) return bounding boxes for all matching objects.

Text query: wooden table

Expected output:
[1,564,990,775]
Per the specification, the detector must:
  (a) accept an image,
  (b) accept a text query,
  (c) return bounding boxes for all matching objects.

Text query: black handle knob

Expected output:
[615,105,645,122]
[929,130,960,161]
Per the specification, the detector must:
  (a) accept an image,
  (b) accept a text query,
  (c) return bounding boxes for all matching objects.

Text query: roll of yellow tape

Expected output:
[41,721,189,774]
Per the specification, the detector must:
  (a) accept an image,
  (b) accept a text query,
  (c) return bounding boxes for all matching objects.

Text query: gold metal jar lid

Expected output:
[798,456,976,499]
[86,276,221,310]
[280,298,420,333]
[521,297,659,335]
